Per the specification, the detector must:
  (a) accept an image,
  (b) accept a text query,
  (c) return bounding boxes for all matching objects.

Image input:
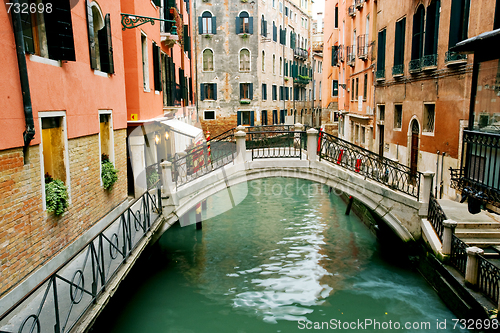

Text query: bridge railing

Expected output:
[318,131,422,199]
[0,187,162,333]
[477,254,500,305]
[427,193,446,240]
[246,130,306,160]
[172,131,236,189]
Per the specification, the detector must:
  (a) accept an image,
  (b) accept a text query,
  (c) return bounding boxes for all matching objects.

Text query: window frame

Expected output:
[204,110,216,120]
[393,104,402,130]
[239,48,251,72]
[423,103,436,134]
[202,48,215,72]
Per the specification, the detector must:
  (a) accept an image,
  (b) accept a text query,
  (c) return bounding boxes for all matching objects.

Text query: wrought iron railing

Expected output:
[172,132,236,189]
[392,64,404,76]
[477,255,500,304]
[145,162,162,190]
[247,130,306,160]
[409,58,422,72]
[357,35,368,59]
[422,54,437,68]
[450,234,468,275]
[245,125,295,133]
[375,69,385,80]
[355,0,364,8]
[346,45,355,65]
[348,5,356,16]
[294,48,308,59]
[428,192,446,240]
[0,188,162,333]
[319,132,422,199]
[445,51,467,63]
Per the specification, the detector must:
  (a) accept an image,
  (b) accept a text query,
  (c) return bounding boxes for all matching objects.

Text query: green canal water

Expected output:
[93,178,468,333]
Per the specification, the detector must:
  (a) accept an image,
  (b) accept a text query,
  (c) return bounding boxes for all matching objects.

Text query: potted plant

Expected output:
[204,34,212,39]
[101,154,118,190]
[240,100,251,104]
[45,173,68,216]
[284,77,289,82]
[241,33,249,39]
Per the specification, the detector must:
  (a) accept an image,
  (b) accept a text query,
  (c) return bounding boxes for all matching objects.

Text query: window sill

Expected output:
[155,90,160,95]
[393,128,402,132]
[144,88,151,92]
[94,70,109,77]
[29,54,61,67]
[422,131,435,136]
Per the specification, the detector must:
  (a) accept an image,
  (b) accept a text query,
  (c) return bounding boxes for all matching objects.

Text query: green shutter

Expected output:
[249,17,254,34]
[236,17,241,34]
[44,0,76,61]
[212,16,217,34]
[377,29,386,72]
[237,111,242,125]
[250,111,255,126]
[98,14,114,74]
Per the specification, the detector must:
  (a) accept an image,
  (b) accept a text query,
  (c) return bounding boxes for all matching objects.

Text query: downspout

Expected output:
[193,0,199,125]
[11,0,35,163]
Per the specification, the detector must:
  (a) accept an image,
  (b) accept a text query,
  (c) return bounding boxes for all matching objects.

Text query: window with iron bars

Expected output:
[423,104,435,133]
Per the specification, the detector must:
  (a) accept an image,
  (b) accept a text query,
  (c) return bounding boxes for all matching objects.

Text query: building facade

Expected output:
[195,0,314,136]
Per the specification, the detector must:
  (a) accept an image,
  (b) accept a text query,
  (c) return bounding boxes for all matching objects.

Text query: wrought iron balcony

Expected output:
[346,45,355,66]
[338,45,345,62]
[294,48,308,60]
[348,5,356,17]
[392,64,404,77]
[294,75,311,85]
[445,51,467,64]
[357,35,368,59]
[409,58,422,73]
[355,0,364,8]
[422,54,437,69]
[375,69,385,80]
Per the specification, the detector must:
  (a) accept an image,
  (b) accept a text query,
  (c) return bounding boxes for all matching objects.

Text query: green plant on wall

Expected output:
[45,178,68,216]
[101,154,118,190]
[147,170,160,188]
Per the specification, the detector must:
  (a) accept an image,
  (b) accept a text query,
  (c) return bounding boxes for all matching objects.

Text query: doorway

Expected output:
[378,125,384,157]
[410,119,419,176]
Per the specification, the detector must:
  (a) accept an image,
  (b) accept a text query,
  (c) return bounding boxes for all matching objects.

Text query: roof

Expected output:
[451,28,500,53]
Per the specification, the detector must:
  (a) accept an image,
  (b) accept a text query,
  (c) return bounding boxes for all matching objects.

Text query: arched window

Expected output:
[237,11,252,34]
[273,54,276,74]
[261,15,267,36]
[262,50,265,72]
[86,1,114,73]
[279,57,283,75]
[203,49,214,71]
[201,11,214,34]
[240,49,250,71]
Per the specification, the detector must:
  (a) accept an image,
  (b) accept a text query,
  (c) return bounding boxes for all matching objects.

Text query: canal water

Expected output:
[93,178,467,333]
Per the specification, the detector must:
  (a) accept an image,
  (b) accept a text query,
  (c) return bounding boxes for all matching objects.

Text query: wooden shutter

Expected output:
[237,111,242,125]
[153,44,161,91]
[249,17,253,34]
[153,0,161,6]
[273,24,277,41]
[212,17,217,34]
[449,0,462,47]
[377,29,386,72]
[411,6,424,60]
[98,14,114,74]
[249,83,253,100]
[213,84,217,100]
[235,17,241,34]
[394,18,405,66]
[198,17,203,34]
[86,0,97,68]
[179,69,185,99]
[425,1,440,56]
[45,0,76,61]
[200,84,205,101]
[19,1,35,54]
[250,111,255,126]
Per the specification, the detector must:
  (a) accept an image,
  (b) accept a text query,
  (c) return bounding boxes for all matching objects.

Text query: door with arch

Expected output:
[410,120,419,177]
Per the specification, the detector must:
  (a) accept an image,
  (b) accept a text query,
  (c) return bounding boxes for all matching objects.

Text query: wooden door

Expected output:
[410,120,419,176]
[378,125,384,157]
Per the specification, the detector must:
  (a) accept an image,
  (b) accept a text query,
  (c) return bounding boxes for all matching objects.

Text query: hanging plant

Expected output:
[101,154,118,190]
[46,179,68,216]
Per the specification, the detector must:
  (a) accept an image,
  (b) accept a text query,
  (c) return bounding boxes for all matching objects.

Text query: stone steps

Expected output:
[459,238,500,247]
[455,229,500,239]
[455,222,500,229]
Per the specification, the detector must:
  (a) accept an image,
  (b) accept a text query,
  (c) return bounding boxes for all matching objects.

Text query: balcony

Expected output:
[392,64,404,77]
[357,35,368,59]
[294,48,308,60]
[422,54,437,70]
[375,69,385,81]
[355,0,364,8]
[346,45,355,66]
[348,5,356,17]
[338,45,345,62]
[409,58,422,73]
[294,75,311,85]
[445,51,467,65]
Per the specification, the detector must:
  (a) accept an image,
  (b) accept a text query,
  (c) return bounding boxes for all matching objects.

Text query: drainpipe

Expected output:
[11,0,35,162]
[435,150,440,197]
[440,152,445,199]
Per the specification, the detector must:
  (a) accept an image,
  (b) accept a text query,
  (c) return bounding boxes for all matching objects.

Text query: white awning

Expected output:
[161,119,203,139]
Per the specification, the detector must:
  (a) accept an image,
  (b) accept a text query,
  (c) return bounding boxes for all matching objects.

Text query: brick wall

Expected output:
[0,129,127,296]
[201,114,238,139]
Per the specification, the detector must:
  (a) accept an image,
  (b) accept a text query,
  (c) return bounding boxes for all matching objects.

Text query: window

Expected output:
[280,110,285,124]
[355,78,359,100]
[204,110,216,120]
[411,5,425,62]
[203,49,214,71]
[262,110,268,125]
[240,83,253,100]
[332,80,338,97]
[285,87,289,100]
[262,51,265,72]
[335,5,338,28]
[361,127,366,145]
[237,111,254,126]
[272,110,278,124]
[21,0,76,62]
[273,22,277,42]
[152,43,162,91]
[40,113,69,210]
[279,1,283,13]
[236,12,253,34]
[99,111,114,179]
[331,46,338,66]
[200,83,217,100]
[272,85,277,100]
[262,84,267,100]
[279,57,283,75]
[261,15,267,36]
[363,73,367,101]
[285,6,289,16]
[273,54,276,74]
[85,2,113,73]
[424,1,440,60]
[239,49,251,71]
[273,0,276,8]
[423,104,435,133]
[449,0,470,48]
[351,79,355,100]
[319,82,322,100]
[280,86,284,100]
[376,29,386,79]
[200,11,216,34]
[394,105,402,129]
[393,18,406,74]
[141,34,149,91]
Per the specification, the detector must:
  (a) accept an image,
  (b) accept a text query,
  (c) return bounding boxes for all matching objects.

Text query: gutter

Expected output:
[11,0,35,160]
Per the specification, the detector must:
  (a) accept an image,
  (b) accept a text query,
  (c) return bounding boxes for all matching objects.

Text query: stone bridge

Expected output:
[155,125,434,243]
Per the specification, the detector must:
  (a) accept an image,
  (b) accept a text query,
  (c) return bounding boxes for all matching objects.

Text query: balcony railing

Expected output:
[445,51,467,64]
[409,58,422,73]
[375,69,385,80]
[294,48,308,59]
[422,54,437,69]
[355,0,364,8]
[346,45,355,65]
[392,64,404,76]
[338,45,345,62]
[348,5,356,16]
[294,75,311,85]
[357,35,368,59]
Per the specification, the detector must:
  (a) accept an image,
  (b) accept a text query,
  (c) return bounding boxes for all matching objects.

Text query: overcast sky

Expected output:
[313,0,325,19]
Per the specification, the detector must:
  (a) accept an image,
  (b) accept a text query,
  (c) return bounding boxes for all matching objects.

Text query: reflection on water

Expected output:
[94,178,467,333]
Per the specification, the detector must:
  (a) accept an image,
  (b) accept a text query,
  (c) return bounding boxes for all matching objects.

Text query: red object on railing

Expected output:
[337,150,344,164]
[355,158,362,172]
[317,130,323,154]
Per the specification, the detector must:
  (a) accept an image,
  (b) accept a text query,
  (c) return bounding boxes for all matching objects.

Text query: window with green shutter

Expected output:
[448,0,470,48]
[424,0,440,57]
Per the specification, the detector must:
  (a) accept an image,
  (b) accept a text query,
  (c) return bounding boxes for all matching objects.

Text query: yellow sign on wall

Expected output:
[130,114,138,121]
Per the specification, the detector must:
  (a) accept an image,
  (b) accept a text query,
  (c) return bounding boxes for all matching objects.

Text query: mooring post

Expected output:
[465,246,484,287]
[345,196,354,215]
[442,219,457,255]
